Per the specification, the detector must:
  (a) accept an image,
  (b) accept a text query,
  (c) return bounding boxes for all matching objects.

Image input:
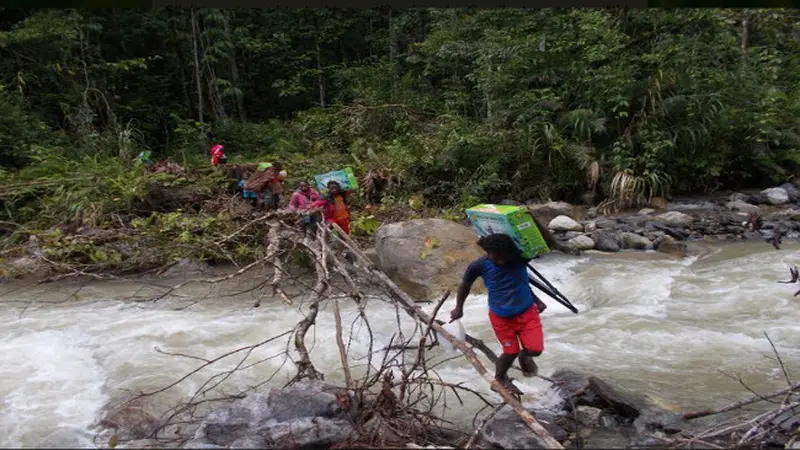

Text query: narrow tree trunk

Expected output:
[741,9,750,52]
[198,13,227,120]
[316,39,326,108]
[190,8,204,123]
[388,6,398,96]
[223,13,247,122]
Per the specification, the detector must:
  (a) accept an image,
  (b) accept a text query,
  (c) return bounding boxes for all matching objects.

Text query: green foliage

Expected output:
[1,7,799,236]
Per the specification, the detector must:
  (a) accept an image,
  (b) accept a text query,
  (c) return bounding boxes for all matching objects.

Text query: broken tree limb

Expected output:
[682,381,800,420]
[333,297,353,389]
[329,225,564,449]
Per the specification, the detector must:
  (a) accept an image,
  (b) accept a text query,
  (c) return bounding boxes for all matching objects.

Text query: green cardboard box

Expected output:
[314,167,359,195]
[465,204,550,259]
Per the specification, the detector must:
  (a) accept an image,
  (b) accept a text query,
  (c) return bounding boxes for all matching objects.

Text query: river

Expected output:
[1,241,799,447]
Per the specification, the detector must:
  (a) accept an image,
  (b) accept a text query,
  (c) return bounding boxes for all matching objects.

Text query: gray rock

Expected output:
[748,192,768,205]
[653,211,693,228]
[637,208,655,216]
[527,201,578,225]
[548,215,583,232]
[654,236,687,257]
[568,235,595,250]
[594,219,619,229]
[195,379,356,447]
[229,436,267,448]
[361,415,402,444]
[259,417,355,448]
[551,369,684,436]
[780,183,800,202]
[480,406,567,449]
[591,231,622,252]
[583,221,597,233]
[620,232,653,251]
[182,439,224,449]
[373,219,484,300]
[762,187,790,205]
[726,200,760,214]
[730,192,750,203]
[563,231,583,240]
[575,406,603,427]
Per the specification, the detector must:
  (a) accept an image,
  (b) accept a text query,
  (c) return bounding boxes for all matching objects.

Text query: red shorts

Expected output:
[489,306,544,355]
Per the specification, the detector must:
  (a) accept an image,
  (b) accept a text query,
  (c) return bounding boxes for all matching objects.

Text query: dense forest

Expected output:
[0,8,798,267]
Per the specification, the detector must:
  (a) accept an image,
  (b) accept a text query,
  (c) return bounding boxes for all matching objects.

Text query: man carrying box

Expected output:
[450,233,548,397]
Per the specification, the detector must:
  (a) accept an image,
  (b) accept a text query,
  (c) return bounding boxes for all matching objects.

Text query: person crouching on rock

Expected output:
[450,233,548,397]
[289,181,322,235]
[311,180,352,234]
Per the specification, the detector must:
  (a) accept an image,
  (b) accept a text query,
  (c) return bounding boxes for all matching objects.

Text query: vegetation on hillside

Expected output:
[0,8,798,273]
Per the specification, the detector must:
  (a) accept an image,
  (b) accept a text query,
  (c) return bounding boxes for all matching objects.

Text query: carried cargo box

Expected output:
[465,204,550,259]
[314,167,359,194]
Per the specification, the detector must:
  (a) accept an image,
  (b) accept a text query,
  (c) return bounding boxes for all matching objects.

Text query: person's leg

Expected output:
[488,311,523,396]
[516,307,544,377]
[337,217,351,235]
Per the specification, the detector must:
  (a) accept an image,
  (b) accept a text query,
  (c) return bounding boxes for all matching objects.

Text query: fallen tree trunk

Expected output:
[331,224,564,449]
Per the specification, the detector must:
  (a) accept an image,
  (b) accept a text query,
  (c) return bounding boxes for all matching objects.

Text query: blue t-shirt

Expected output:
[463,257,534,318]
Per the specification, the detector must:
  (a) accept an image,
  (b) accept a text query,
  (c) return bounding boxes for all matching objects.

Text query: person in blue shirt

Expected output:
[450,233,547,396]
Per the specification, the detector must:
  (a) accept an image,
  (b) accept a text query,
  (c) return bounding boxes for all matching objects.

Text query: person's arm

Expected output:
[451,259,484,322]
[288,193,299,210]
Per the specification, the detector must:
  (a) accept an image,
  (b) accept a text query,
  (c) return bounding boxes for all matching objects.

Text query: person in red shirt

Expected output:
[311,180,352,234]
[210,144,227,167]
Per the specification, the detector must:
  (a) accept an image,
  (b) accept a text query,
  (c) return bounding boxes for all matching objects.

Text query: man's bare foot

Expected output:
[519,355,538,377]
[492,377,523,397]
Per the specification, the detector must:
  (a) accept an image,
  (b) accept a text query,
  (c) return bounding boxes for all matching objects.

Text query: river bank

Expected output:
[3,184,800,283]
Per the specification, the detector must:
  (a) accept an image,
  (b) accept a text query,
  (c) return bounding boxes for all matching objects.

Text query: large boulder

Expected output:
[591,230,622,252]
[194,379,357,448]
[762,187,790,205]
[548,215,583,232]
[550,369,684,437]
[653,211,693,228]
[373,219,484,300]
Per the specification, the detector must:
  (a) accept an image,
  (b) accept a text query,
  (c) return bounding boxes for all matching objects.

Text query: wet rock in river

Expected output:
[479,406,568,449]
[194,379,357,448]
[551,369,685,437]
[653,211,694,228]
[591,230,622,252]
[654,235,687,257]
[620,232,653,251]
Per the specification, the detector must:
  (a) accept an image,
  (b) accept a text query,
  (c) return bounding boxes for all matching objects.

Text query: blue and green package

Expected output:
[465,204,550,259]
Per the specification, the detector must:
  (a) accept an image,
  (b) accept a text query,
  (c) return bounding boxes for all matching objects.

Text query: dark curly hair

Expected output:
[477,233,523,262]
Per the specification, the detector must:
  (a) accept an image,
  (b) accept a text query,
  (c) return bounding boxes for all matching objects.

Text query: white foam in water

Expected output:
[2,242,800,447]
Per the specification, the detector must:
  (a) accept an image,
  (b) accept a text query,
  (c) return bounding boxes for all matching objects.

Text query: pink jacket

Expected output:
[289,189,321,211]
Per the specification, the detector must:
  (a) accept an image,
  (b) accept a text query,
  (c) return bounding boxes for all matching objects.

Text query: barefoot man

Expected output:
[450,233,547,396]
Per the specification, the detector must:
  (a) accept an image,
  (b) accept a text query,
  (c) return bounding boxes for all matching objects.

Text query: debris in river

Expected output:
[778,265,799,284]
